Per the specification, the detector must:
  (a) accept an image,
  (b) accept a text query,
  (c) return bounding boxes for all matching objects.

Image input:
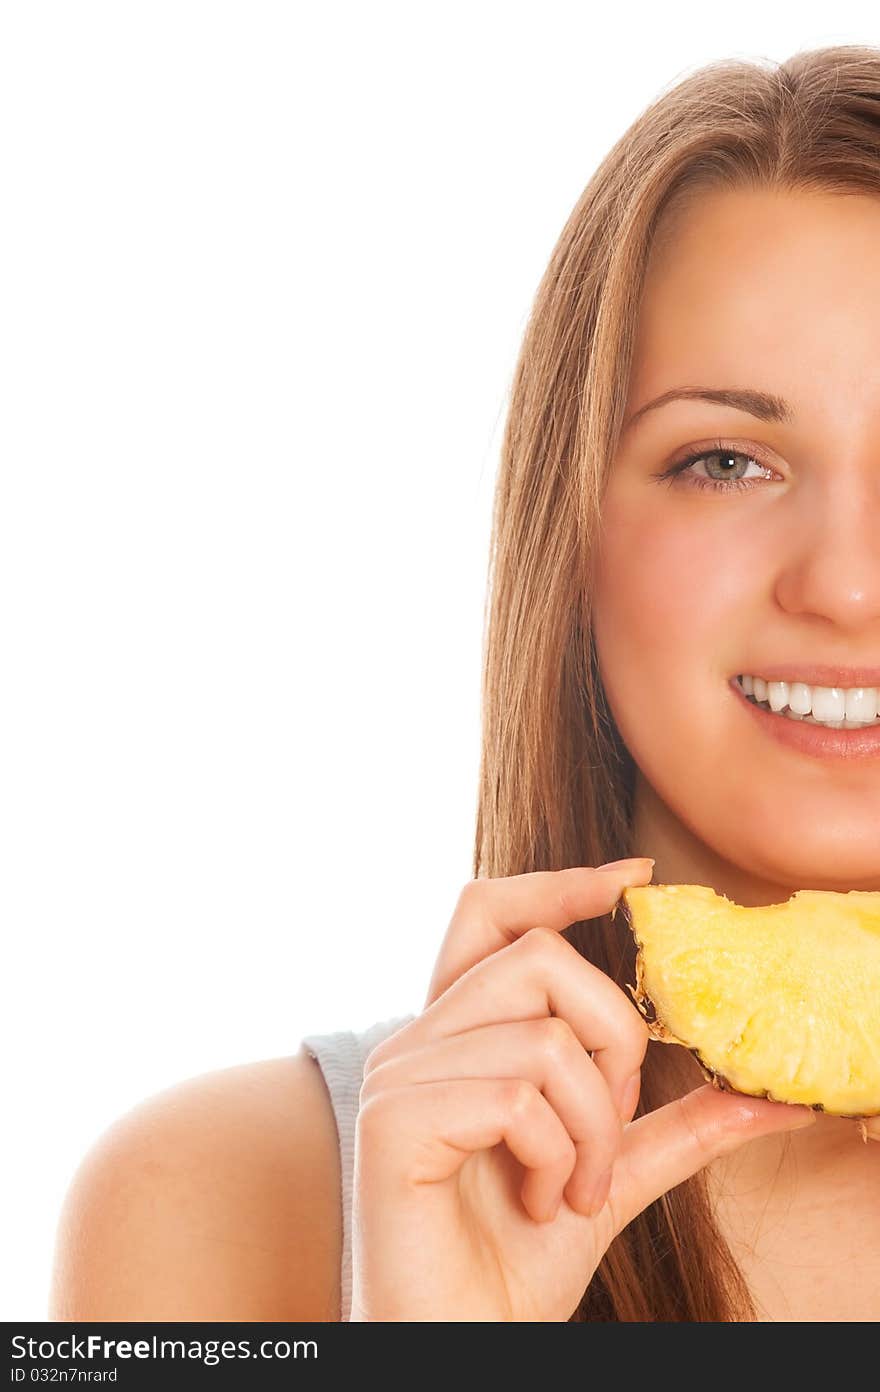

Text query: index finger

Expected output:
[424,858,655,1006]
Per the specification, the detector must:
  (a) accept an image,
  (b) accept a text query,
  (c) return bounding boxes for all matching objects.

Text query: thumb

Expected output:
[608,1083,817,1235]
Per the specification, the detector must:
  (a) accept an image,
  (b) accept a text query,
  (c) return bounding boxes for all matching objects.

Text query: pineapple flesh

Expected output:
[614,883,880,1117]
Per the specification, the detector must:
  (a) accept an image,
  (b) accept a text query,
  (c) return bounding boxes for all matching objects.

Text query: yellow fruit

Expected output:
[614,882,880,1118]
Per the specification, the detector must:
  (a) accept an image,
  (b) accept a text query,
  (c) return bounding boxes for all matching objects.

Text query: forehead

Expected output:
[628,186,880,398]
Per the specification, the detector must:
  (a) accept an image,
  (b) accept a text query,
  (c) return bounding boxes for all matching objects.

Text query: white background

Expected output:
[2,1,874,1320]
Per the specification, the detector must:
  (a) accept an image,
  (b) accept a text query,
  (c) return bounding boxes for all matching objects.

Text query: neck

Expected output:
[630,776,803,908]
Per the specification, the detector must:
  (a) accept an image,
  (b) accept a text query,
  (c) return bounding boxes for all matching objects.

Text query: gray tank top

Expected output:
[301,1012,417,1320]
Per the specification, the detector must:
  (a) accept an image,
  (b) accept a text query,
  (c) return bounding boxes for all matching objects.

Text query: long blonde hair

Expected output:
[473,44,880,1321]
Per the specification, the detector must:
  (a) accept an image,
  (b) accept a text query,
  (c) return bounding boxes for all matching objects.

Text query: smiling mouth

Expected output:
[732,676,880,729]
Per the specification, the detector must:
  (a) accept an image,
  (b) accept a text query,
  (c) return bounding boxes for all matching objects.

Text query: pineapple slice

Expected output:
[614,882,880,1117]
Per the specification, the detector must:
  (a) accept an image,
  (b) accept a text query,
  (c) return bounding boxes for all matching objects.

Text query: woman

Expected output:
[50,43,880,1322]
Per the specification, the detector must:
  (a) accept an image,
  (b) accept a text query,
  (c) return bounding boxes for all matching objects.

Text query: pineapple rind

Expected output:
[615,884,880,1118]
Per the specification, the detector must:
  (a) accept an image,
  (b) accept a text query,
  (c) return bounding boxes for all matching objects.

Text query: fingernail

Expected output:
[597,858,655,873]
[586,1166,613,1216]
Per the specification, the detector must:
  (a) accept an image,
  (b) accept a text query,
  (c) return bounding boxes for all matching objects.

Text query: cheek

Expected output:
[594,500,742,664]
[591,496,752,754]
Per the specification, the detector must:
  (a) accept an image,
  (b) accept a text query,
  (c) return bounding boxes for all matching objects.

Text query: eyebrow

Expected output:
[622,386,794,435]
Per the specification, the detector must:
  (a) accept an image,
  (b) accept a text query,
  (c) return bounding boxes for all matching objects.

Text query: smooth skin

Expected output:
[594,185,880,1319]
[349,860,815,1321]
[51,187,880,1322]
[50,1049,347,1321]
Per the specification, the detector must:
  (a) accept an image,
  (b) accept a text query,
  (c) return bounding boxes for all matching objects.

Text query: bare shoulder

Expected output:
[49,1046,343,1321]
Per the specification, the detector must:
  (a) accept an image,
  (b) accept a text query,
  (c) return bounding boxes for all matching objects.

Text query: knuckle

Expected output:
[627,1008,651,1056]
[554,873,583,926]
[540,1014,577,1063]
[362,1042,389,1076]
[517,924,562,961]
[354,1091,388,1140]
[504,1076,538,1119]
[356,1087,407,1144]
[358,1067,384,1106]
[362,1020,411,1077]
[675,1090,714,1162]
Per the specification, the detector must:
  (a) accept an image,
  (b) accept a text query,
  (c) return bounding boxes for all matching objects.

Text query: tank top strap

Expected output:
[300,1012,417,1319]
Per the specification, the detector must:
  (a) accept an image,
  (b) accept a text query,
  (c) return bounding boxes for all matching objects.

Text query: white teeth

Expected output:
[811,687,846,722]
[788,681,812,716]
[737,675,880,729]
[846,687,879,720]
[785,711,868,729]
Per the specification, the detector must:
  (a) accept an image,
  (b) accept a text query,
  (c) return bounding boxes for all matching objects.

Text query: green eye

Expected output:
[657,441,777,493]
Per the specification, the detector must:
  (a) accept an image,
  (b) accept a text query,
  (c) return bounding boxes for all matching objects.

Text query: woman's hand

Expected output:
[349,860,817,1321]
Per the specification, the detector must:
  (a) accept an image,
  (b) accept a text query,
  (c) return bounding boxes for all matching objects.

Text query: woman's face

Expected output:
[593,185,880,903]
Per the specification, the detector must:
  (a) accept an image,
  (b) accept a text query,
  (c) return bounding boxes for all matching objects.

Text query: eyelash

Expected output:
[654,439,779,493]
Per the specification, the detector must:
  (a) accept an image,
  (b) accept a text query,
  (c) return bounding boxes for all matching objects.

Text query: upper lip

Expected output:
[734,665,880,688]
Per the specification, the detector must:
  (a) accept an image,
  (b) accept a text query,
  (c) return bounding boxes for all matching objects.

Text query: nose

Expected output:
[773,473,880,633]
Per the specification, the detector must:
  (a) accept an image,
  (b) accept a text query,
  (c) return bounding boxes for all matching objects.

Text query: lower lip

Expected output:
[729,678,880,761]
